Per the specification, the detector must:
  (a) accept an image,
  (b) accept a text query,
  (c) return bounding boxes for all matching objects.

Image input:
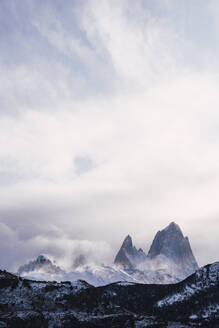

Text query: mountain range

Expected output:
[0,262,218,327]
[114,222,198,279]
[0,221,218,327]
[17,222,199,286]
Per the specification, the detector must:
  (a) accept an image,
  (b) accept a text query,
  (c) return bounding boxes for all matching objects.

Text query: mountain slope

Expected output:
[18,258,179,287]
[17,255,64,276]
[114,235,146,269]
[0,262,218,327]
[18,222,198,286]
[113,222,199,282]
[148,222,199,277]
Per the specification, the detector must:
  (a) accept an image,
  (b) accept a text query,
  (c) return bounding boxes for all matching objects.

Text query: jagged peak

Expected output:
[165,221,180,229]
[148,221,198,273]
[163,221,183,236]
[121,234,133,248]
[124,234,132,240]
[169,221,177,226]
[114,234,147,269]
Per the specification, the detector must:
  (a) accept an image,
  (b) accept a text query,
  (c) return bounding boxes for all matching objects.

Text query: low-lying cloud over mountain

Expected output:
[0,219,112,272]
[16,222,200,287]
[0,0,219,270]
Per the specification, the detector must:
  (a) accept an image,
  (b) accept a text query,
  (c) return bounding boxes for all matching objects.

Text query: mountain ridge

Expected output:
[114,234,147,269]
[0,262,218,327]
[17,254,64,276]
[114,221,199,280]
[17,222,199,286]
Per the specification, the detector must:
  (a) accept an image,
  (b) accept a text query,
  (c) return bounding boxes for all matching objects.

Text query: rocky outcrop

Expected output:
[114,222,199,281]
[148,222,199,276]
[114,235,146,269]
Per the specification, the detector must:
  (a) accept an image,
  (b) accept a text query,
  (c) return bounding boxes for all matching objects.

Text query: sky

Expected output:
[1,0,219,271]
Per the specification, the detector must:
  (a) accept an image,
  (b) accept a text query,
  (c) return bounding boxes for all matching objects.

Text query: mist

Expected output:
[0,0,219,271]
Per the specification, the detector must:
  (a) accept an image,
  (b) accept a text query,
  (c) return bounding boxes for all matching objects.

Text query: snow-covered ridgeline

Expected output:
[157,262,219,308]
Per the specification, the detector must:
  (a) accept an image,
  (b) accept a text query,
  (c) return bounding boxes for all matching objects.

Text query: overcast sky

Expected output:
[1,0,219,271]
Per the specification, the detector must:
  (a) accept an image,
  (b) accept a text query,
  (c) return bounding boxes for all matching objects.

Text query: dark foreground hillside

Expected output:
[0,262,218,327]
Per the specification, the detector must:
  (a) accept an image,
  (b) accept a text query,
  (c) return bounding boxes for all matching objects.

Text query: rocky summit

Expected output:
[148,222,199,276]
[114,234,147,269]
[17,222,199,286]
[114,222,199,281]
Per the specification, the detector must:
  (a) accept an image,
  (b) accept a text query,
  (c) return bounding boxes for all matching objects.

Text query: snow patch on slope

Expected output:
[157,262,219,308]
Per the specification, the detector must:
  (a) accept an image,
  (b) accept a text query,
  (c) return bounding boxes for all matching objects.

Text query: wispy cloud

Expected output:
[0,0,219,269]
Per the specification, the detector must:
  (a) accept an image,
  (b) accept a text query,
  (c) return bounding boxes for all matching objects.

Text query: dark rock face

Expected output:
[114,235,146,269]
[148,222,199,275]
[114,222,199,281]
[0,262,218,327]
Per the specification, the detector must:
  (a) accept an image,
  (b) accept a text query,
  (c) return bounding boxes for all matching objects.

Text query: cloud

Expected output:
[81,0,183,88]
[0,219,112,272]
[0,0,219,270]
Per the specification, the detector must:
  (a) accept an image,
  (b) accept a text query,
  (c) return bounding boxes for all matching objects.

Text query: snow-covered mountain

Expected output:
[156,262,219,310]
[18,258,179,286]
[17,222,199,286]
[17,255,64,277]
[1,262,218,327]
